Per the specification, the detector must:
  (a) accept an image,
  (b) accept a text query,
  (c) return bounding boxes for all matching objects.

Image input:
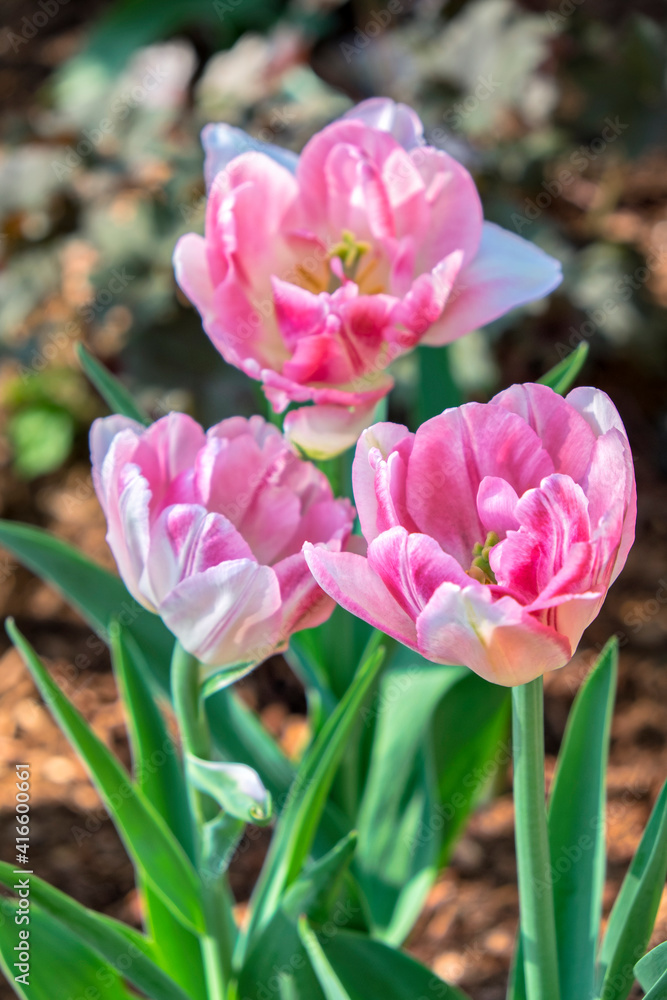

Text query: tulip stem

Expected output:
[512,677,561,1000]
[171,642,232,1000]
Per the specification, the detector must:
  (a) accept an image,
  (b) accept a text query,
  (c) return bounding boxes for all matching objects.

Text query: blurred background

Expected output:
[0,0,666,996]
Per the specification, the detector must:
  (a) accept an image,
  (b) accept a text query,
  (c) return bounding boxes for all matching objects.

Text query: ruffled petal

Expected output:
[422,222,562,346]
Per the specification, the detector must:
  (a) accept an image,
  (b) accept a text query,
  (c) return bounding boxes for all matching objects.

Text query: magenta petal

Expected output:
[367,526,470,619]
[406,403,554,567]
[303,543,418,647]
[417,583,571,685]
[422,222,562,346]
[491,382,598,482]
[477,477,520,537]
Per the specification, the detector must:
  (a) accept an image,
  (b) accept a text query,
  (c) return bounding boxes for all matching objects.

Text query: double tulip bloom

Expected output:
[174,98,562,458]
[305,384,636,685]
[90,413,354,677]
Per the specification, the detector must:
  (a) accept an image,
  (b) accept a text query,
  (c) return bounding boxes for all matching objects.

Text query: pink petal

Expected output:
[173,232,216,324]
[273,549,337,640]
[144,505,253,605]
[303,543,418,647]
[405,403,554,567]
[477,477,520,537]
[343,98,425,150]
[159,560,282,671]
[284,400,380,461]
[352,422,415,542]
[411,147,483,270]
[578,429,636,585]
[491,383,598,482]
[367,526,470,619]
[421,222,562,346]
[416,582,571,685]
[201,122,298,191]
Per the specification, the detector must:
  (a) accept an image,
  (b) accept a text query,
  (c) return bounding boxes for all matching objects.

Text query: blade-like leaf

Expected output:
[548,639,618,1000]
[77,343,150,424]
[7,620,204,936]
[323,929,471,1000]
[110,628,207,998]
[299,916,353,1000]
[239,639,386,957]
[355,658,468,943]
[282,832,358,923]
[0,897,135,1000]
[635,942,667,999]
[538,342,589,395]
[112,627,193,856]
[597,779,667,1000]
[0,863,190,1000]
[0,520,174,687]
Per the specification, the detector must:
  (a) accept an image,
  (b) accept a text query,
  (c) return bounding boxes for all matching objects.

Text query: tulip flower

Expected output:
[173,98,562,458]
[304,384,636,685]
[90,412,354,678]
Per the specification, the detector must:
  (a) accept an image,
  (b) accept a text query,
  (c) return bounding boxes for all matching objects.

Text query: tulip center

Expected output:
[326,229,385,295]
[467,531,499,585]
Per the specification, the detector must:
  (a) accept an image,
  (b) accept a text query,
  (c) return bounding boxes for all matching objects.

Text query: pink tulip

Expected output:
[173,98,562,458]
[304,384,636,686]
[90,412,354,677]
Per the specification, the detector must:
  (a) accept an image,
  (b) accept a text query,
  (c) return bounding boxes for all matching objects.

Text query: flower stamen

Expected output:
[468,530,499,584]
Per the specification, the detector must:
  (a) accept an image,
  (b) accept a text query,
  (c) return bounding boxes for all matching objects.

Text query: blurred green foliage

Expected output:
[1,0,666,475]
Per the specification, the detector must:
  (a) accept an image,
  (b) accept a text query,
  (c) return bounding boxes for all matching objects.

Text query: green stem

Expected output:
[512,678,561,1000]
[172,642,231,1000]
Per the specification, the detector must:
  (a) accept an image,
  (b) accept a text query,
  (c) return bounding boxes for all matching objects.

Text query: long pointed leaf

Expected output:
[0,862,190,1000]
[0,520,174,686]
[7,620,204,936]
[635,942,667,999]
[299,916,353,1000]
[239,640,385,957]
[538,342,589,394]
[597,779,667,1000]
[548,639,618,1000]
[77,343,150,424]
[0,898,135,1000]
[111,628,207,999]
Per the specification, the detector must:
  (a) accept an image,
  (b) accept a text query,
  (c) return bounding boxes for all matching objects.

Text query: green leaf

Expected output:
[282,832,358,924]
[431,669,511,865]
[205,686,295,803]
[635,942,667,999]
[7,619,204,936]
[0,897,135,1000]
[0,862,190,1000]
[237,909,326,1000]
[110,628,207,998]
[538,341,589,395]
[547,639,618,1000]
[239,639,386,958]
[355,658,468,943]
[416,344,461,425]
[0,520,174,688]
[597,779,667,1000]
[111,626,193,856]
[322,930,471,1000]
[299,917,353,1000]
[77,343,150,424]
